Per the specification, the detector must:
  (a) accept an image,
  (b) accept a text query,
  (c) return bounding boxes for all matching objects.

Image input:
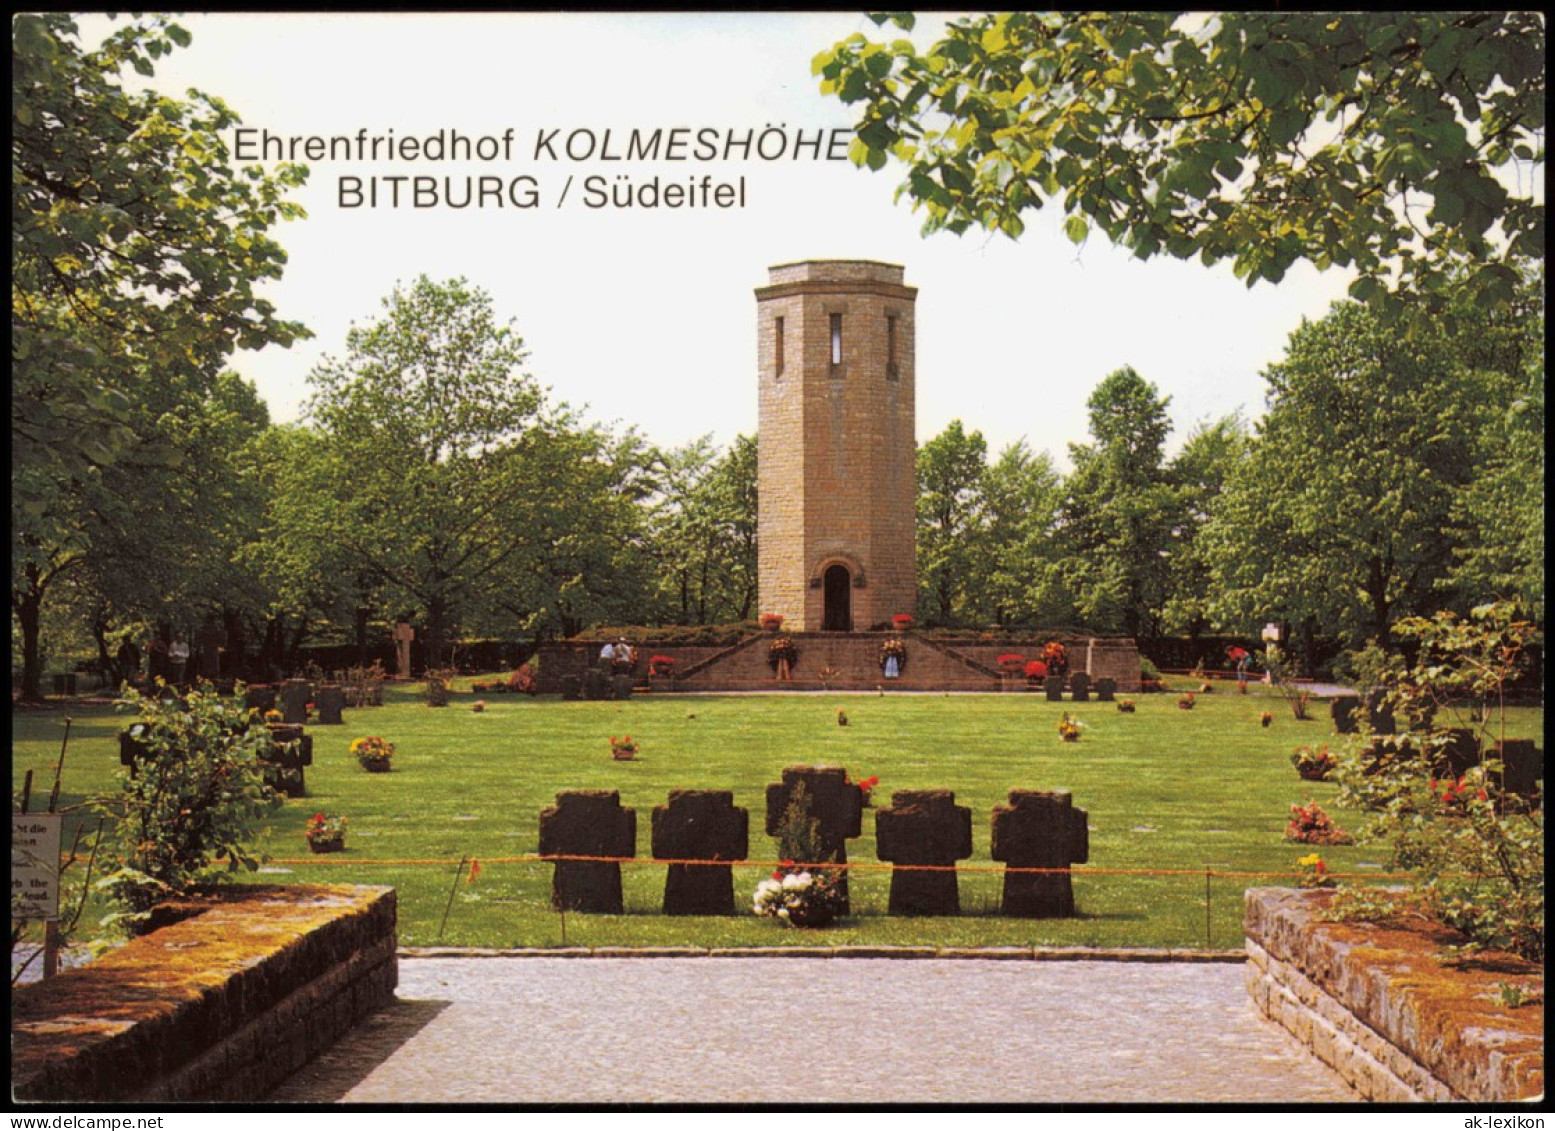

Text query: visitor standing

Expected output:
[1227,645,1251,691]
[169,633,191,687]
[598,640,617,669]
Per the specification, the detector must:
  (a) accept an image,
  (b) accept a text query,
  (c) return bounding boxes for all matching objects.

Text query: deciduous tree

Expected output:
[815,12,1544,321]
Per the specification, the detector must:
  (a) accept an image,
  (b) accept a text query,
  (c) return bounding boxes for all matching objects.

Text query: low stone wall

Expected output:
[538,633,1142,693]
[1244,887,1543,1102]
[11,884,397,1103]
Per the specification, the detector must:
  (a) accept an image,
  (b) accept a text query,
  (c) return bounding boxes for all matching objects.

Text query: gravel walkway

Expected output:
[269,956,1357,1104]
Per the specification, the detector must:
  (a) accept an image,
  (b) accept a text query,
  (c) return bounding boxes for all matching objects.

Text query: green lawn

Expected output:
[11,683,1542,950]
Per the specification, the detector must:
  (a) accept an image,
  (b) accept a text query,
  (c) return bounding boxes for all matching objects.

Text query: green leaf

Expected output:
[1064,215,1089,244]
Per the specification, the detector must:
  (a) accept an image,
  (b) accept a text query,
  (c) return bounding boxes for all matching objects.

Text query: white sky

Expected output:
[80,11,1359,468]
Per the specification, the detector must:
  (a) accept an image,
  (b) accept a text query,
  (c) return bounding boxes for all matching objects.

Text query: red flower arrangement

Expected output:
[891,613,915,629]
[1285,800,1354,845]
[1024,659,1049,680]
[997,653,1026,671]
[648,655,677,676]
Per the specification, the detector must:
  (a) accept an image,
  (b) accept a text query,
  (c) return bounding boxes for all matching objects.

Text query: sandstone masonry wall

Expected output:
[12,884,397,1103]
[1244,887,1543,1102]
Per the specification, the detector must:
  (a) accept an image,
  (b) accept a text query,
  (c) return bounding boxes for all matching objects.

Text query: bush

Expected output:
[1333,603,1543,960]
[96,687,282,931]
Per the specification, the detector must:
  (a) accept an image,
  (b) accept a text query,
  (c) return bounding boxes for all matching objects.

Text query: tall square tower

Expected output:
[755,260,917,631]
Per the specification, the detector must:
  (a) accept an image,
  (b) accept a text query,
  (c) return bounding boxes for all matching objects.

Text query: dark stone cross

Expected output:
[1043,675,1064,702]
[279,679,312,725]
[1068,671,1091,702]
[263,723,312,798]
[315,684,345,725]
[765,765,863,914]
[1330,694,1362,734]
[243,684,276,714]
[652,790,749,915]
[1364,688,1396,734]
[538,790,637,913]
[1094,677,1117,702]
[990,789,1089,918]
[874,789,973,916]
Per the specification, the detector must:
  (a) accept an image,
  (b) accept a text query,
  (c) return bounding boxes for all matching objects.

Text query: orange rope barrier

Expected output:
[266,852,1419,882]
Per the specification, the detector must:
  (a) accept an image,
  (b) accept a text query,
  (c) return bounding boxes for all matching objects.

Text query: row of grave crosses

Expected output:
[537,765,1089,920]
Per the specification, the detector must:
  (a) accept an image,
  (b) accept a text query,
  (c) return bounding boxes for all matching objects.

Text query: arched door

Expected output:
[822,564,852,631]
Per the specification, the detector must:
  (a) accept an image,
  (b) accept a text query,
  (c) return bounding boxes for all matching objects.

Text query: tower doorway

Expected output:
[822,564,852,631]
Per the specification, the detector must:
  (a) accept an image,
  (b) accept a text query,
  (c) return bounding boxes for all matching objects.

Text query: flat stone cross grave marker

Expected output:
[279,679,312,725]
[1044,675,1064,702]
[243,684,277,713]
[651,790,749,915]
[1094,677,1117,702]
[873,789,973,915]
[1069,671,1091,702]
[538,790,636,913]
[315,684,345,725]
[991,789,1089,918]
[764,765,863,913]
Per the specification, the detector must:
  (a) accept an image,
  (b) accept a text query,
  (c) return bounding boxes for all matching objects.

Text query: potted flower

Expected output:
[1290,743,1336,781]
[1024,659,1048,685]
[1057,712,1082,742]
[997,652,1026,674]
[471,699,486,713]
[352,735,395,772]
[1177,691,1196,710]
[1285,800,1354,845]
[305,812,348,853]
[759,613,784,632]
[1116,698,1137,713]
[609,734,638,760]
[752,868,845,928]
[891,613,914,630]
[648,654,676,678]
[1042,640,1069,677]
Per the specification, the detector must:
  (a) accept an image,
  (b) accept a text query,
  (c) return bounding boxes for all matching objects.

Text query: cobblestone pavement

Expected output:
[269,956,1358,1104]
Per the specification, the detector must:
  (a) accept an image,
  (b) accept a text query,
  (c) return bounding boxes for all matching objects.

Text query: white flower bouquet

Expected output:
[752,868,844,928]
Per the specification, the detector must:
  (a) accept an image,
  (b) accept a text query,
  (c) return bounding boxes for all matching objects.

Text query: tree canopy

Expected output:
[815,12,1544,320]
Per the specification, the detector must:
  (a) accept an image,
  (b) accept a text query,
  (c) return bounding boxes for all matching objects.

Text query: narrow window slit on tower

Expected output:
[887,314,899,379]
[830,313,842,367]
[775,316,785,377]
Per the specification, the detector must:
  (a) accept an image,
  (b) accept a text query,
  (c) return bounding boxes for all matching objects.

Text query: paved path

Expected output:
[269,957,1357,1104]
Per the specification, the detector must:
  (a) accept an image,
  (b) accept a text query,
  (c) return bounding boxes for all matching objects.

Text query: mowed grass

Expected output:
[11,683,1543,950]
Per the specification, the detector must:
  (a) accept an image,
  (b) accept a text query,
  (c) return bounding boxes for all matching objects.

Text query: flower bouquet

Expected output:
[305,812,348,853]
[1296,853,1336,889]
[1290,743,1336,782]
[352,735,395,772]
[610,734,638,760]
[997,652,1026,673]
[879,638,907,676]
[768,636,798,674]
[1177,691,1196,710]
[1042,640,1069,677]
[1058,712,1082,742]
[752,868,845,928]
[648,655,676,677]
[1285,800,1354,845]
[759,613,784,632]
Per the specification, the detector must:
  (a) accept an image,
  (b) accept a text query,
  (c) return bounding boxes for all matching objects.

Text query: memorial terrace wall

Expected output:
[537,633,1142,694]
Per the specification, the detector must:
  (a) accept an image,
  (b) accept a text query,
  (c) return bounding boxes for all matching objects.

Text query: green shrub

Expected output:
[95,686,282,932]
[1334,604,1543,960]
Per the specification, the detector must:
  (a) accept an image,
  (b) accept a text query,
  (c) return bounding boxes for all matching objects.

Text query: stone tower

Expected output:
[755,260,917,631]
